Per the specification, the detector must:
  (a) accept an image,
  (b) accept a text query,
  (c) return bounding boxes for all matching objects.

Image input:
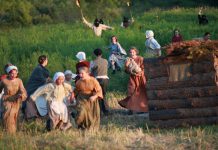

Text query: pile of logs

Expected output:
[144,57,218,128]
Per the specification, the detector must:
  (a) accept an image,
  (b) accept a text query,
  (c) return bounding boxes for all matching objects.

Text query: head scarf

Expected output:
[64,70,73,75]
[53,72,65,82]
[6,65,18,74]
[145,30,154,39]
[76,52,86,61]
[64,70,77,79]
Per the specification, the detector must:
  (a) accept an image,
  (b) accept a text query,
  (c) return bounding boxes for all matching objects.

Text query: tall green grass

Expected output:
[1,7,217,90]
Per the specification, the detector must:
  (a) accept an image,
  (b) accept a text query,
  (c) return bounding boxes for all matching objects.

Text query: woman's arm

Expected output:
[101,24,114,30]
[18,79,27,101]
[30,83,53,101]
[82,17,93,29]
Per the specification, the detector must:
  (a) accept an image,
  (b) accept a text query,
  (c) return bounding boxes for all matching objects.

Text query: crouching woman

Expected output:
[30,72,73,131]
[0,65,27,133]
[73,67,103,130]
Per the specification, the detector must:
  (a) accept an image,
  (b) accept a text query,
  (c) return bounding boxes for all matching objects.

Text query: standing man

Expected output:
[91,48,109,115]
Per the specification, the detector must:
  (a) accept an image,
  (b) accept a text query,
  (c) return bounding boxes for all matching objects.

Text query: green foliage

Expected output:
[0,0,218,26]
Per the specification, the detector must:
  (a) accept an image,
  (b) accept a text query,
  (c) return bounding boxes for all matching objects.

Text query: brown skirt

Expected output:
[2,100,20,133]
[75,94,100,130]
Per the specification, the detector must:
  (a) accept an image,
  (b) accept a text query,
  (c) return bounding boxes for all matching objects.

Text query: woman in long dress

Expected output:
[118,47,148,114]
[108,36,127,74]
[73,67,103,130]
[0,65,27,133]
[25,55,50,119]
[30,72,73,131]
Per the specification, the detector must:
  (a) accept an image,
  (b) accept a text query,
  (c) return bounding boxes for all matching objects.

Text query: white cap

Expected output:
[145,30,154,38]
[64,70,77,79]
[76,51,86,61]
[64,70,73,75]
[53,72,65,82]
[6,65,18,74]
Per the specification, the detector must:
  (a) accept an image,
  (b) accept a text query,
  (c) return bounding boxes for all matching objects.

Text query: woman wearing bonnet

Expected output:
[145,30,161,57]
[30,72,73,131]
[0,65,27,133]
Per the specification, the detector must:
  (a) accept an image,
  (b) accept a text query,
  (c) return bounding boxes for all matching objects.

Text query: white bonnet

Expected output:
[76,52,86,61]
[53,72,65,82]
[145,30,154,38]
[6,65,18,74]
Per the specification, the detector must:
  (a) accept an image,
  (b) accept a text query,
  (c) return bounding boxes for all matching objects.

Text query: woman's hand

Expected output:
[125,59,131,67]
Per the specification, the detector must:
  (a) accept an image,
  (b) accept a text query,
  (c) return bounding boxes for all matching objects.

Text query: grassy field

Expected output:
[0,7,218,149]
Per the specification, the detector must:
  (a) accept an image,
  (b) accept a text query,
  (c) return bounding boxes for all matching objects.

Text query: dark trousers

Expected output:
[97,78,109,114]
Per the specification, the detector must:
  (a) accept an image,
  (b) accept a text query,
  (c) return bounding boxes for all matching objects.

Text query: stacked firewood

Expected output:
[144,50,218,128]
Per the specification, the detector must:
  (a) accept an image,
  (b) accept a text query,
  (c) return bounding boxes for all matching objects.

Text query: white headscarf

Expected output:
[53,72,65,82]
[64,70,73,75]
[76,52,86,61]
[64,70,77,79]
[145,30,154,39]
[6,65,18,74]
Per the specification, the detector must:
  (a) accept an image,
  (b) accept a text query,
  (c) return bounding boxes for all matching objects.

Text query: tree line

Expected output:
[0,0,217,27]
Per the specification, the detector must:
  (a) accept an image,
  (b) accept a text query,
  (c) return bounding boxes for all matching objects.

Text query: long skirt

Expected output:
[2,100,20,133]
[119,74,148,112]
[48,101,71,131]
[75,94,100,130]
[25,97,39,119]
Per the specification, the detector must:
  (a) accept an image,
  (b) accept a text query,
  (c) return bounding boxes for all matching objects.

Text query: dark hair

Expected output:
[94,48,102,56]
[111,35,118,42]
[38,55,47,65]
[94,18,100,27]
[99,18,104,24]
[4,63,13,74]
[204,32,210,36]
[123,16,129,23]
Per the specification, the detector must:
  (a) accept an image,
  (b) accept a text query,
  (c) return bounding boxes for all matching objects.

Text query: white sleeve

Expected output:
[31,83,54,101]
[151,39,161,49]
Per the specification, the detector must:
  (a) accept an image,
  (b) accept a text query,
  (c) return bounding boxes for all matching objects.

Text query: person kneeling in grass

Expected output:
[30,72,74,131]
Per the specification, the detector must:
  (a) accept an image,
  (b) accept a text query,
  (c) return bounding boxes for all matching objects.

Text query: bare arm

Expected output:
[100,24,114,30]
[82,17,93,29]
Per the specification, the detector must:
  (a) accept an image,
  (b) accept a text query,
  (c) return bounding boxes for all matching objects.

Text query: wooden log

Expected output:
[192,61,215,74]
[150,116,218,128]
[148,97,218,110]
[144,57,165,67]
[144,65,168,79]
[147,86,218,100]
[144,60,215,79]
[147,77,168,86]
[149,107,218,121]
[147,72,216,90]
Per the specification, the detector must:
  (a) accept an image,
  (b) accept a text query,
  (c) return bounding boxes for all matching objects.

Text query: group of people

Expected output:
[0,35,150,133]
[0,8,212,133]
